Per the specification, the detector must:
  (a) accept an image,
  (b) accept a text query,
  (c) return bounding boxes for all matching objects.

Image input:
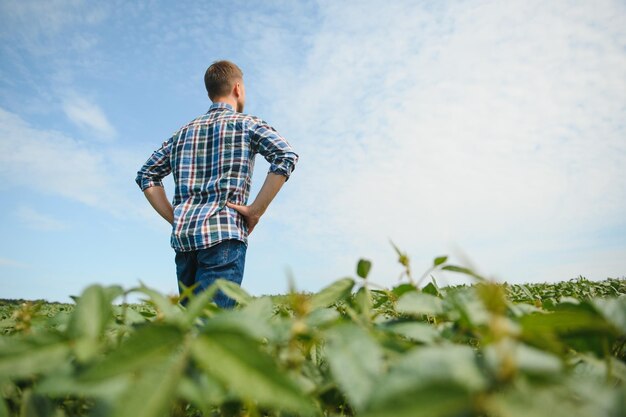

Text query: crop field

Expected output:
[0,253,625,417]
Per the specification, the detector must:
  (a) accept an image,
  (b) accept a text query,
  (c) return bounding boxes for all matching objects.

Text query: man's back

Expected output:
[136,102,298,251]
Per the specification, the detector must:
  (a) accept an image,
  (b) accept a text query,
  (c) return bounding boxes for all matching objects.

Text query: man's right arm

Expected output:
[143,186,174,225]
[135,137,173,189]
[135,137,174,224]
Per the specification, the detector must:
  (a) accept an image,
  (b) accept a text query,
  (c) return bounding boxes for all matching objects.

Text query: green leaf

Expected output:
[191,331,314,413]
[305,308,340,329]
[515,343,563,375]
[181,284,220,326]
[68,285,118,338]
[113,305,147,326]
[391,283,417,298]
[570,352,626,385]
[37,373,131,400]
[103,285,125,302]
[80,324,184,381]
[433,256,448,266]
[0,396,8,417]
[201,298,276,342]
[361,345,484,416]
[112,347,189,417]
[520,308,617,356]
[486,378,618,417]
[441,265,486,282]
[324,323,384,411]
[0,335,70,378]
[67,284,116,361]
[484,340,563,378]
[384,345,486,393]
[520,304,614,335]
[422,281,440,297]
[445,288,490,327]
[309,278,354,310]
[213,279,252,307]
[177,373,227,414]
[357,259,372,279]
[441,265,473,274]
[508,301,543,318]
[362,383,472,417]
[518,284,535,300]
[381,321,440,344]
[591,296,626,333]
[132,284,182,321]
[353,286,373,319]
[396,292,444,316]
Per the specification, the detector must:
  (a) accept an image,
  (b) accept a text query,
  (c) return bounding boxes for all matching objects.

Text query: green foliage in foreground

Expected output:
[0,253,625,417]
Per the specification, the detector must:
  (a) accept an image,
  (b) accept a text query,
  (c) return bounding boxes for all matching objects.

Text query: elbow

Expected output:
[269,152,298,182]
[135,172,163,191]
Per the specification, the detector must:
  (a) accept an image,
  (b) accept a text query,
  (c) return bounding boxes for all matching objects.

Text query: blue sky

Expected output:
[1,0,625,302]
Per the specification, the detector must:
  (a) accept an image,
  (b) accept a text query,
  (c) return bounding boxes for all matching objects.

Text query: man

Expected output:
[135,60,298,309]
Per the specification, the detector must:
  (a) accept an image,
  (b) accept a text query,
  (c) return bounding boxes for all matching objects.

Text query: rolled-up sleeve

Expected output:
[250,119,299,181]
[135,136,173,191]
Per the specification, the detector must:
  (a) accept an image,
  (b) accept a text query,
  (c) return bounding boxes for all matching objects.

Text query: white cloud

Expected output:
[62,95,116,139]
[247,0,626,286]
[15,206,67,231]
[0,107,105,206]
[0,107,146,219]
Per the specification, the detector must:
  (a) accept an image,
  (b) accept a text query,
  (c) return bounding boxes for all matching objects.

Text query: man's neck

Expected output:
[212,97,238,111]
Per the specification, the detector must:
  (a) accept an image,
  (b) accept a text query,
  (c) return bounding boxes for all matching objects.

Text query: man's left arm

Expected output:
[249,119,299,181]
[227,172,286,234]
[227,120,298,233]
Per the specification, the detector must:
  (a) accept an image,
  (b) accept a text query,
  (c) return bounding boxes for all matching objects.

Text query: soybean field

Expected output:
[1,251,625,417]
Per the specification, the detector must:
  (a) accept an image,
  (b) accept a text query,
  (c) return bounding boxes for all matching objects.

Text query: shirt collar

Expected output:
[207,102,235,113]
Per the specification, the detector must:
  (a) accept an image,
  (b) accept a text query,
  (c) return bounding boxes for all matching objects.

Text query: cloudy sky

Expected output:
[1,0,624,302]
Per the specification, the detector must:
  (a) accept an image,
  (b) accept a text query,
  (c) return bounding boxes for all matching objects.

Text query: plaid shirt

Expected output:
[135,102,298,252]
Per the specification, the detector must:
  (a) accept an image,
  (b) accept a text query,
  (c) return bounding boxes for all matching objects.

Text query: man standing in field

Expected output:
[135,60,298,308]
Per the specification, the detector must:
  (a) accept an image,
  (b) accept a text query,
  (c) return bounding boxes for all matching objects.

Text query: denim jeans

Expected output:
[175,239,247,309]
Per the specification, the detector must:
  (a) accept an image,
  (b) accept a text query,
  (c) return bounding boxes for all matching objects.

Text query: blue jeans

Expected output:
[175,239,247,309]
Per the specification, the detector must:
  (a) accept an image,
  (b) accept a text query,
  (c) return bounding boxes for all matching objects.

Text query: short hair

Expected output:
[204,60,243,100]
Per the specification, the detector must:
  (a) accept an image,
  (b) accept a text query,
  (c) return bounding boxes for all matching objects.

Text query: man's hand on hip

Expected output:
[226,172,287,235]
[226,203,262,234]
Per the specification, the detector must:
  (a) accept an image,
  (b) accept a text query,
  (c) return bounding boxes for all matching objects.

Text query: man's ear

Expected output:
[233,81,242,98]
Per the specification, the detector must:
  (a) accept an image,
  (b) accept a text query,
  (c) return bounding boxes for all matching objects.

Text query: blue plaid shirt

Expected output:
[135,102,298,252]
